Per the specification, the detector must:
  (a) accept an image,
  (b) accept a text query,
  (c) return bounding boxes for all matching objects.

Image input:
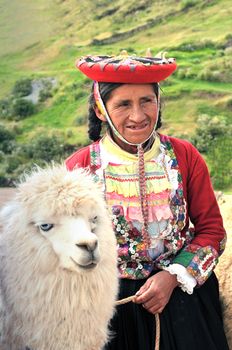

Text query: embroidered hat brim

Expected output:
[76,54,177,83]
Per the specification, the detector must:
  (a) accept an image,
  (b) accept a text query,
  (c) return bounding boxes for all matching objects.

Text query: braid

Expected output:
[87,85,102,141]
[87,83,122,141]
[88,106,102,141]
[156,111,162,130]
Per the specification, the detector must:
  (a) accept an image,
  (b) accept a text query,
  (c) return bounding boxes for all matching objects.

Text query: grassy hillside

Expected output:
[0,0,231,189]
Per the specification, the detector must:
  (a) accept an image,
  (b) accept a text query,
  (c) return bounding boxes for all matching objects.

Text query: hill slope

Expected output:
[0,0,231,188]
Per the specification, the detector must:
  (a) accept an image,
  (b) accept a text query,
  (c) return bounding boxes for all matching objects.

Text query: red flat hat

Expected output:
[76,52,177,83]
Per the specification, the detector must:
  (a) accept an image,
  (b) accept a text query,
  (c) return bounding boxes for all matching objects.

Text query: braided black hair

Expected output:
[88,82,162,141]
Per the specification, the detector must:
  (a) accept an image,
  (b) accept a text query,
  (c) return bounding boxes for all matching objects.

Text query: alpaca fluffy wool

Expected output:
[0,165,118,350]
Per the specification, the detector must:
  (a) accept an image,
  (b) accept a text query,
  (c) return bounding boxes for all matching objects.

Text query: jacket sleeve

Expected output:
[65,145,91,170]
[172,140,226,286]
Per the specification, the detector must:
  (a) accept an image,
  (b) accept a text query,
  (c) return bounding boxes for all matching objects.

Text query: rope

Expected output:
[115,296,160,350]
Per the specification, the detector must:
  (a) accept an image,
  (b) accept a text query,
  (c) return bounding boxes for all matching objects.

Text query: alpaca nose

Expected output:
[76,240,98,252]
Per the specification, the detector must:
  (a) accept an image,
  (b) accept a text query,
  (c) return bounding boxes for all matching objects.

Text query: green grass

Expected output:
[0,0,59,56]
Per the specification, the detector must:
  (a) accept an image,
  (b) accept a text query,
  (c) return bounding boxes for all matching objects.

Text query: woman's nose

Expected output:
[129,105,146,122]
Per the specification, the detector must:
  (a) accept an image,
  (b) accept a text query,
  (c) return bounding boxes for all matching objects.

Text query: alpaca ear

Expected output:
[94,105,107,122]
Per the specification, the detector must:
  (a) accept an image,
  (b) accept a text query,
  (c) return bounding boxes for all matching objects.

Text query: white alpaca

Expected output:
[0,165,118,350]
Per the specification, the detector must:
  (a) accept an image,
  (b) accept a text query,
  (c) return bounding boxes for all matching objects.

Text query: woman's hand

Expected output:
[133,271,179,314]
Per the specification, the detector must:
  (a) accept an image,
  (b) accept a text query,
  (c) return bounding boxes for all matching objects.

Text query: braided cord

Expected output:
[137,144,151,247]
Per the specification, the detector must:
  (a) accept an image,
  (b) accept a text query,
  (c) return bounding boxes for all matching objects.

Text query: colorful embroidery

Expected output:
[186,245,218,285]
[219,235,227,256]
[89,143,102,183]
[112,205,154,279]
[89,134,220,285]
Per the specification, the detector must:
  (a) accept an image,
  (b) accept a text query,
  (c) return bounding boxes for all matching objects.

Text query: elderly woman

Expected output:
[66,52,229,350]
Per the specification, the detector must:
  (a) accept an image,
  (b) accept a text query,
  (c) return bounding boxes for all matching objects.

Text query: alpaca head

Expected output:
[4,165,116,274]
[35,207,101,272]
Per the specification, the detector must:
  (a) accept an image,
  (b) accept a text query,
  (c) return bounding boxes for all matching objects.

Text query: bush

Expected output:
[0,125,15,153]
[190,115,232,190]
[0,134,77,185]
[181,0,198,11]
[0,98,13,119]
[190,115,230,153]
[0,125,15,142]
[0,174,9,187]
[12,78,32,97]
[23,135,66,162]
[207,137,232,190]
[39,89,53,102]
[38,79,54,102]
[5,155,22,173]
[13,99,35,119]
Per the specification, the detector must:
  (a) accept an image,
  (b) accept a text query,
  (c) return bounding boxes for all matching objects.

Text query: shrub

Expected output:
[13,99,35,119]
[39,89,53,102]
[0,98,13,119]
[12,78,32,97]
[207,137,232,190]
[0,125,15,153]
[5,155,22,173]
[0,125,14,142]
[23,135,66,162]
[0,134,77,185]
[38,79,54,102]
[190,115,232,190]
[0,174,9,187]
[181,0,197,11]
[190,115,229,153]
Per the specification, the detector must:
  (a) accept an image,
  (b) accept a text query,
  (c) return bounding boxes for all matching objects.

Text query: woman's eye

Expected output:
[118,101,129,108]
[39,223,54,232]
[142,98,153,105]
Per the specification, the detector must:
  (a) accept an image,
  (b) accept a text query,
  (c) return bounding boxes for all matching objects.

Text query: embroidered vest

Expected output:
[89,135,188,280]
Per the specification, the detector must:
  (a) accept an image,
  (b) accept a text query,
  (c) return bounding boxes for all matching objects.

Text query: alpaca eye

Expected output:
[91,216,98,224]
[39,224,54,232]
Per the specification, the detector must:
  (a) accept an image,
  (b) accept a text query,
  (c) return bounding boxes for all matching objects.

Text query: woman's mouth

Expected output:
[127,122,149,130]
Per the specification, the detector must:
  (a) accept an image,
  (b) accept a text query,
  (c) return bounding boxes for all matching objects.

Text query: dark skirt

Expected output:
[104,272,229,350]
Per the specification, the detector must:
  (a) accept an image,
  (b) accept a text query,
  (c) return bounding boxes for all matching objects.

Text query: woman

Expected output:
[66,52,229,349]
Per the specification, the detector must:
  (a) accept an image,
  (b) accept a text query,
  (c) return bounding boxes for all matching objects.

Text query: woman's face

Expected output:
[96,84,158,152]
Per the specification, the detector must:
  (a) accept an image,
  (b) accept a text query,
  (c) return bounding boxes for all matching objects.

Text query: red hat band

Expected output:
[76,53,177,83]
